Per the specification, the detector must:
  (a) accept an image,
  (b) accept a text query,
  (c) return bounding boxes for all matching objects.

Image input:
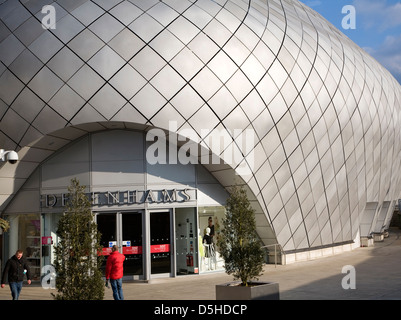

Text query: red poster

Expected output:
[151,244,170,253]
[123,246,142,255]
[41,236,52,245]
[100,247,112,256]
[99,244,169,255]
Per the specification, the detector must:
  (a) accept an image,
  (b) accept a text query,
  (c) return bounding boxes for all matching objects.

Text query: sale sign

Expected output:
[123,246,142,255]
[151,244,170,253]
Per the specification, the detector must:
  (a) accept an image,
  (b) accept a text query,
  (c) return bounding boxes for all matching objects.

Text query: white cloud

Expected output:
[368,34,401,83]
[353,0,401,31]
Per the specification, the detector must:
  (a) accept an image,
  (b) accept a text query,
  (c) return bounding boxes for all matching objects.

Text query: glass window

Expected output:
[150,211,171,274]
[122,213,143,276]
[4,214,41,281]
[175,208,198,275]
[198,206,225,273]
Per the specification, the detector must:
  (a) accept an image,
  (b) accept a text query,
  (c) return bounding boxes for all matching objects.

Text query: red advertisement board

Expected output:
[123,246,142,255]
[99,244,169,255]
[151,244,170,253]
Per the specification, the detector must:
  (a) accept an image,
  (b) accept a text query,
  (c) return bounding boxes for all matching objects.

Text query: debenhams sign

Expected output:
[41,189,195,208]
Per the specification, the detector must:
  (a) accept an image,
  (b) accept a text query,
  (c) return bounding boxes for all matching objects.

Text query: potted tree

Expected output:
[216,185,279,300]
[52,178,104,300]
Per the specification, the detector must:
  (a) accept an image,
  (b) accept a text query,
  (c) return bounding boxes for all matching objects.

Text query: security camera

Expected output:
[0,149,18,164]
[6,151,18,164]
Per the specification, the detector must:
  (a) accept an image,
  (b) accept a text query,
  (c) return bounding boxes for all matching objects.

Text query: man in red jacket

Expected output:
[105,245,126,300]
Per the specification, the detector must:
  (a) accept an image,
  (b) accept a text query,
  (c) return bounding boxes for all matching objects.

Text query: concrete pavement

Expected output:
[1,227,401,300]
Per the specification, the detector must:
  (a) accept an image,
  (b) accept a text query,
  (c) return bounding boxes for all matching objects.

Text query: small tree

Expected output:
[52,178,104,300]
[217,185,265,286]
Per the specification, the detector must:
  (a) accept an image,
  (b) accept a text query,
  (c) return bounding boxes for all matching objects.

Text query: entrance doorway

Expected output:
[97,212,143,278]
[150,211,171,276]
[96,208,199,280]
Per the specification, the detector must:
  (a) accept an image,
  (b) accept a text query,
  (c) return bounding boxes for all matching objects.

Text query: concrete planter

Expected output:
[360,237,374,247]
[373,233,384,242]
[216,281,279,300]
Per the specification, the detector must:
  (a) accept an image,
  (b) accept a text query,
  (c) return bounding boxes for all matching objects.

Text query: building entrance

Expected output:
[97,209,198,280]
[150,211,171,276]
[97,212,143,277]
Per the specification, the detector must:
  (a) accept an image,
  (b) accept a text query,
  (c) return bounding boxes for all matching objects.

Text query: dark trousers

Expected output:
[9,281,23,300]
[110,278,124,300]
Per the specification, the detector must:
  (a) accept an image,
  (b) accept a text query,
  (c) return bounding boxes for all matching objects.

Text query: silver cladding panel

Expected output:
[1,0,401,252]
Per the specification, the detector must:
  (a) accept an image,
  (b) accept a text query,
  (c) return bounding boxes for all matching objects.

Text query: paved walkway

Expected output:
[1,227,401,300]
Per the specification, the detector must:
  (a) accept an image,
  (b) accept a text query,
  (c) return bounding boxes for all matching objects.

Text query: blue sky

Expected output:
[299,0,401,84]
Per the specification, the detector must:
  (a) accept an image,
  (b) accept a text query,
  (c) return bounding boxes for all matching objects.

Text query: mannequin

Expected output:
[203,227,214,270]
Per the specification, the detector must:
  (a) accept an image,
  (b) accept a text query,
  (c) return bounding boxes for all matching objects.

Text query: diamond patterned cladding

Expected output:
[88,45,125,80]
[1,0,401,254]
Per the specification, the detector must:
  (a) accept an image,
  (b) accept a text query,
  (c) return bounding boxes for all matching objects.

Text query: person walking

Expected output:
[1,249,32,300]
[105,245,125,300]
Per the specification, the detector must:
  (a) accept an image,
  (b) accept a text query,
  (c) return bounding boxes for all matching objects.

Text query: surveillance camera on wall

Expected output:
[0,149,19,164]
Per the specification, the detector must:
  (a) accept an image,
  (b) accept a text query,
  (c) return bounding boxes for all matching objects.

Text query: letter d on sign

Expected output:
[341,265,356,289]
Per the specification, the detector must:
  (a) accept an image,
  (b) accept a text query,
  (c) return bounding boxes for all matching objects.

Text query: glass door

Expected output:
[150,211,171,275]
[97,213,117,256]
[121,212,143,275]
[97,212,143,278]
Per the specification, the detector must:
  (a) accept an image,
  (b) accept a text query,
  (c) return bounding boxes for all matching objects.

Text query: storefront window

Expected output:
[41,213,62,271]
[198,206,226,273]
[4,214,41,280]
[175,207,197,275]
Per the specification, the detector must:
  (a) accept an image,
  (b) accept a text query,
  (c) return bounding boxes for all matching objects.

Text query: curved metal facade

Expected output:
[1,0,401,256]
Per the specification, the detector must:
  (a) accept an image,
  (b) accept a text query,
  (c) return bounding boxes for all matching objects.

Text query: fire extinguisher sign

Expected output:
[186,254,193,267]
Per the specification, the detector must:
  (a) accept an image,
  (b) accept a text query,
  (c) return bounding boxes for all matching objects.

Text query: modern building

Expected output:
[1,0,401,281]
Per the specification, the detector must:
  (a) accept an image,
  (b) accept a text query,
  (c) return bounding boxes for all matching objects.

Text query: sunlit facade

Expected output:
[1,0,401,280]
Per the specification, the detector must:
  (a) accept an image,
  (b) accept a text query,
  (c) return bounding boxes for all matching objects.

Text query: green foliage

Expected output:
[52,178,104,300]
[0,218,10,232]
[217,185,265,286]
